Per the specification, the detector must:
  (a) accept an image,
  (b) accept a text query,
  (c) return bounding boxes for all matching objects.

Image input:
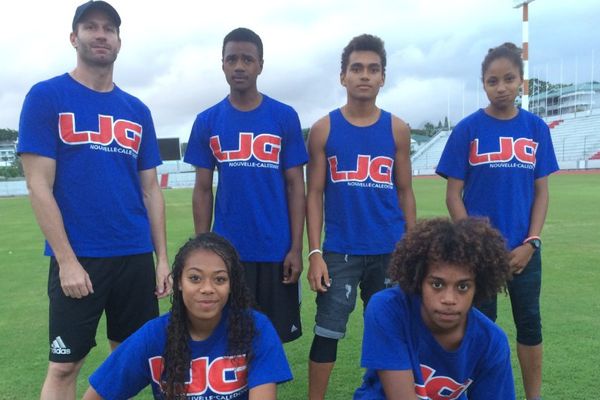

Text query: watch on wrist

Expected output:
[525,238,541,249]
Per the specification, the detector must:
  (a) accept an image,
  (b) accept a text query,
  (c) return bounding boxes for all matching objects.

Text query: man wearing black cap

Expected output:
[17,2,171,399]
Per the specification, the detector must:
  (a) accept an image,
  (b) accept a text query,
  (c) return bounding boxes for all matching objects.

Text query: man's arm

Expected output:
[21,153,93,298]
[82,387,103,400]
[446,177,468,221]
[192,167,214,234]
[392,116,416,230]
[249,383,277,400]
[510,176,550,274]
[139,168,171,299]
[378,370,419,400]
[306,117,331,292]
[282,165,306,284]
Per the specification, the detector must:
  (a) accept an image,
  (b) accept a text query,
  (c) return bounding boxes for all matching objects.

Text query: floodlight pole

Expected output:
[514,0,535,111]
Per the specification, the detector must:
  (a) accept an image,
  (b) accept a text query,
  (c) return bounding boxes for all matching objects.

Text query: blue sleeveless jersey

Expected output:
[323,109,405,255]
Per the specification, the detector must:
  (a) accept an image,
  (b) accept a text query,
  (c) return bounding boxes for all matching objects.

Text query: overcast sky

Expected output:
[1,0,598,141]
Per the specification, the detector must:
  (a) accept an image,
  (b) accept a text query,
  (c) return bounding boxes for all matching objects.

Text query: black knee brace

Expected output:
[309,335,339,363]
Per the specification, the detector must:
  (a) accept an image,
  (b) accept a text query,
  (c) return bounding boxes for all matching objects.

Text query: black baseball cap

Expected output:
[72,1,121,31]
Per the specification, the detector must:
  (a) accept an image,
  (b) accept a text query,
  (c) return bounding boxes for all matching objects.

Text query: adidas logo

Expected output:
[50,336,71,355]
[290,325,298,333]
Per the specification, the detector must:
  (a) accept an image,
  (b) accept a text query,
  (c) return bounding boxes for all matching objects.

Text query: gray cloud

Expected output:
[1,0,598,138]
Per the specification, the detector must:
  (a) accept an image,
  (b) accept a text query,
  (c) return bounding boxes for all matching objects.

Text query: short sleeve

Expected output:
[89,321,156,399]
[17,83,59,159]
[280,107,308,170]
[137,106,162,171]
[360,291,412,371]
[467,333,515,399]
[184,114,216,170]
[248,312,293,388]
[533,121,559,179]
[436,123,470,180]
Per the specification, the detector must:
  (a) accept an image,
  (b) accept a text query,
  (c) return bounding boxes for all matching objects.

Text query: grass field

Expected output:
[0,173,598,399]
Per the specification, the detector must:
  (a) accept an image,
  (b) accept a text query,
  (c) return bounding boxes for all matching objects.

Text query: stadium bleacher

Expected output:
[548,114,600,161]
[410,130,451,174]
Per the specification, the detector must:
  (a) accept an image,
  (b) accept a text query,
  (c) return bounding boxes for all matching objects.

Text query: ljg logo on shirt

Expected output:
[415,365,472,399]
[59,113,142,154]
[149,355,248,395]
[328,155,394,184]
[210,133,281,165]
[469,137,538,167]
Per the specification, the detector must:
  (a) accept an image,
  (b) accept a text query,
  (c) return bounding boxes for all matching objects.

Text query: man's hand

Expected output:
[155,259,172,298]
[282,249,303,284]
[59,260,94,299]
[307,254,331,292]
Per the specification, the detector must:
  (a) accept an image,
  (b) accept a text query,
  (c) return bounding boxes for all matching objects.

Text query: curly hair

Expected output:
[481,42,524,81]
[341,33,386,74]
[161,232,256,400]
[390,217,511,306]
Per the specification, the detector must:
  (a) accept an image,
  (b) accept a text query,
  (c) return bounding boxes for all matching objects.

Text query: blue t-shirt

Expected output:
[18,73,161,257]
[355,287,515,399]
[323,109,405,255]
[436,108,559,249]
[89,309,292,399]
[184,95,308,262]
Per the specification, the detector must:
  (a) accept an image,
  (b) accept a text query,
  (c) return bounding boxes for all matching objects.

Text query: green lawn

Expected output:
[0,172,598,399]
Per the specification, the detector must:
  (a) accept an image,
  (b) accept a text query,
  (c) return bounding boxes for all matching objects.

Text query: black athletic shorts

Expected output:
[242,261,302,343]
[47,253,159,362]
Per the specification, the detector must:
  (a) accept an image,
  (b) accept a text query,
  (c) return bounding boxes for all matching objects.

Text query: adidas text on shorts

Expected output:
[47,254,159,362]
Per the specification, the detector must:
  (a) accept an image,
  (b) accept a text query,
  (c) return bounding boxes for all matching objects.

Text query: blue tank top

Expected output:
[323,108,405,255]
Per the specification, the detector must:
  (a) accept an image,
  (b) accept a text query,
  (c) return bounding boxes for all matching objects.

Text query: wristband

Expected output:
[308,249,323,258]
[522,235,541,245]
